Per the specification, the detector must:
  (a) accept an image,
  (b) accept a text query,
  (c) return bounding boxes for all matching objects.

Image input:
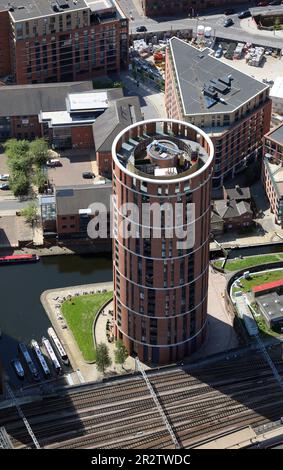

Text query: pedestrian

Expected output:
[137,81,139,87]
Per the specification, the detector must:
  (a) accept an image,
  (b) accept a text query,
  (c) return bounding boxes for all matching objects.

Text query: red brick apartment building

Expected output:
[112,118,214,365]
[165,38,272,190]
[140,0,251,17]
[262,124,283,227]
[0,0,128,85]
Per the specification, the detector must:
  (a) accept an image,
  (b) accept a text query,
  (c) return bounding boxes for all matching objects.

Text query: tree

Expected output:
[96,343,112,374]
[33,168,47,193]
[9,171,29,197]
[4,139,30,159]
[29,138,50,166]
[7,155,31,174]
[114,340,128,369]
[21,201,38,225]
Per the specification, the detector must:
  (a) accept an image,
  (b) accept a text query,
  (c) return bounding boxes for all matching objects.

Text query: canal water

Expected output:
[0,254,112,387]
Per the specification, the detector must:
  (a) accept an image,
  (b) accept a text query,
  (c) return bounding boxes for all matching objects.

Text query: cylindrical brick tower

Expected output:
[112,119,214,365]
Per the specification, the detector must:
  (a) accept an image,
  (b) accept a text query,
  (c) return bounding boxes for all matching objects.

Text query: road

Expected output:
[120,71,165,119]
[118,1,283,48]
[0,198,33,213]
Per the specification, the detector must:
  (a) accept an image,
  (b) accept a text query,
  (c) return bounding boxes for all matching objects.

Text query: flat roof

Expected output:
[270,77,283,100]
[68,92,109,112]
[257,292,283,322]
[267,124,283,145]
[40,110,96,127]
[169,37,268,116]
[6,0,88,22]
[0,0,123,21]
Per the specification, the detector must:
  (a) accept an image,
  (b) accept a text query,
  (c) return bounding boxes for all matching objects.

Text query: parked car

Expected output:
[268,0,281,4]
[257,1,269,5]
[224,8,235,15]
[215,47,223,58]
[0,173,9,181]
[224,18,234,27]
[82,171,95,179]
[46,159,62,167]
[0,183,9,190]
[136,25,147,32]
[238,10,251,18]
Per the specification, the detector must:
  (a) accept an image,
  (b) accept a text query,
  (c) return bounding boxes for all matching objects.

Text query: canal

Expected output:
[0,254,112,387]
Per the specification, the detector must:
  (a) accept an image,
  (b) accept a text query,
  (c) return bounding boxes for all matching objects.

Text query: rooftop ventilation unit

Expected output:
[219,74,233,86]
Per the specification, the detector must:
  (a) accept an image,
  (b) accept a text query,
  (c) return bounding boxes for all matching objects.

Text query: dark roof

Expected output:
[0,81,93,117]
[169,37,268,116]
[93,96,142,153]
[214,199,252,220]
[267,124,283,145]
[225,186,251,201]
[55,183,112,216]
[0,0,88,21]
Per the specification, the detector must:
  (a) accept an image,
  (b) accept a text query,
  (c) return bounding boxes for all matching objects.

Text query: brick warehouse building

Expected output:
[0,0,128,85]
[262,124,283,228]
[112,118,214,365]
[140,0,252,17]
[165,37,272,189]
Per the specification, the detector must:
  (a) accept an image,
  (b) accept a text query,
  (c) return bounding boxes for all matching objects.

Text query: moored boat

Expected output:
[42,336,62,374]
[31,339,51,377]
[18,342,40,381]
[0,254,39,265]
[47,327,69,366]
[11,359,25,379]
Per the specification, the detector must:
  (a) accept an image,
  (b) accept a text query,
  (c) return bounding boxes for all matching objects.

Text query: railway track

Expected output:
[1,351,283,449]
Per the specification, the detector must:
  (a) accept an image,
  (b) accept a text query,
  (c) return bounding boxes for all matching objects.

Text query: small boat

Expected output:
[0,254,39,265]
[18,342,40,381]
[11,359,25,379]
[47,327,69,366]
[31,339,51,377]
[42,337,62,374]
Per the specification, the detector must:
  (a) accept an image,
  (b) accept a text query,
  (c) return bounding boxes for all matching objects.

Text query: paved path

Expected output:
[188,267,239,362]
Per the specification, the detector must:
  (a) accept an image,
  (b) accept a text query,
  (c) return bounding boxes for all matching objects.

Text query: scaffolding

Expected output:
[135,357,180,449]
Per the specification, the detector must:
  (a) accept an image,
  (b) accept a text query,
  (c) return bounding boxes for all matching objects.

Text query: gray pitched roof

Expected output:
[0,82,94,117]
[93,96,143,153]
[225,186,251,201]
[214,199,252,220]
[55,183,112,216]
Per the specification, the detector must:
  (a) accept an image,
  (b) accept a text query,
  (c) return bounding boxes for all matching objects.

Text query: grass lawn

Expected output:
[240,270,283,292]
[214,253,283,272]
[61,291,113,362]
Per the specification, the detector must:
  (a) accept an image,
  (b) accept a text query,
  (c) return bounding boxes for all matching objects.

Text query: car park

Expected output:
[238,10,251,18]
[224,18,234,27]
